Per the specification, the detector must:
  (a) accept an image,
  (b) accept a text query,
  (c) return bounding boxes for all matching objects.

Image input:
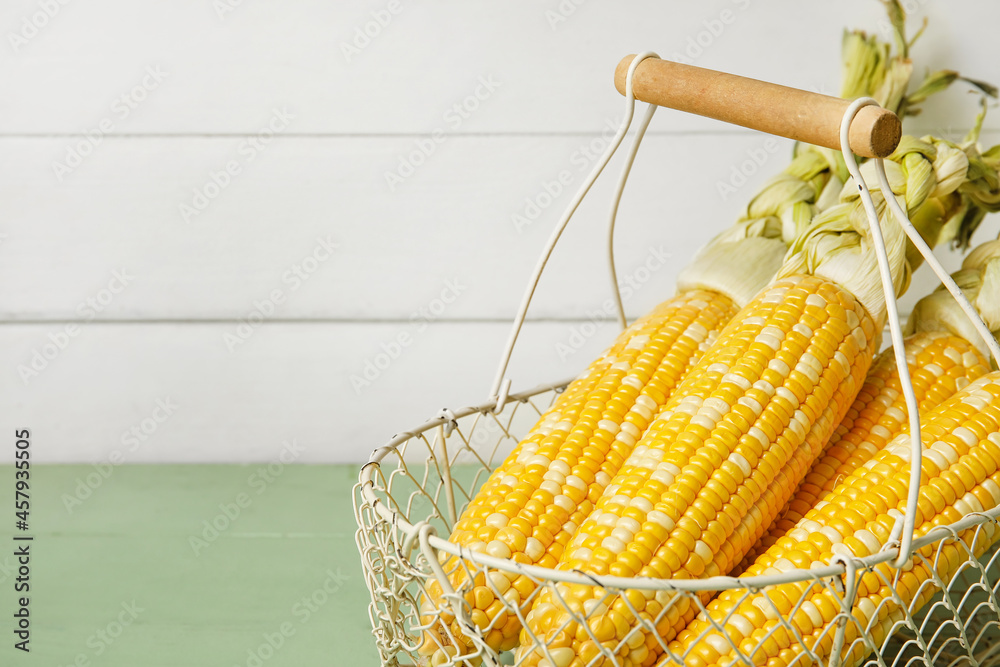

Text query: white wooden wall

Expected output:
[2,0,998,463]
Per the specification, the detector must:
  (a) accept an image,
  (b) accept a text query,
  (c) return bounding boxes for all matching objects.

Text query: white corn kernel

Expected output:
[756,333,782,350]
[625,335,650,350]
[728,452,752,478]
[952,426,979,448]
[550,459,571,476]
[746,426,769,448]
[646,510,676,532]
[488,571,512,594]
[598,419,621,436]
[923,363,945,377]
[630,497,653,512]
[540,480,562,496]
[753,379,775,397]
[553,495,574,512]
[738,396,764,417]
[723,373,752,390]
[935,442,959,465]
[870,425,891,441]
[611,527,633,544]
[820,526,843,544]
[805,294,827,308]
[769,359,791,376]
[486,540,511,559]
[727,613,754,638]
[854,529,880,554]
[705,633,733,657]
[616,517,641,533]
[800,601,823,627]
[650,468,676,486]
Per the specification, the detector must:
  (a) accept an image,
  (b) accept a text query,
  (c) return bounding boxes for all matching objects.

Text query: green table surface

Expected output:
[0,464,380,667]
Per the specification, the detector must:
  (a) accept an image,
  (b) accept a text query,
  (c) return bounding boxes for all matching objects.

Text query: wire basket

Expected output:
[354,53,1000,667]
[354,384,1000,667]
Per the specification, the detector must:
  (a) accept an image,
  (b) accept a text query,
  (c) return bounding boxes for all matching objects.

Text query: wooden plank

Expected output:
[0,132,783,320]
[0,464,380,666]
[1,0,995,135]
[3,132,992,321]
[2,321,618,464]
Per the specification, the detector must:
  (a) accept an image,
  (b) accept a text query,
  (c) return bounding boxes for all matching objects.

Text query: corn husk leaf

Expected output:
[879,0,909,57]
[898,69,957,117]
[778,202,908,325]
[963,239,1000,271]
[930,142,971,199]
[906,242,1000,361]
[905,277,984,351]
[840,29,889,100]
[815,171,845,212]
[962,78,1000,99]
[780,200,816,244]
[977,259,1000,334]
[745,175,818,221]
[676,223,789,307]
[872,58,914,114]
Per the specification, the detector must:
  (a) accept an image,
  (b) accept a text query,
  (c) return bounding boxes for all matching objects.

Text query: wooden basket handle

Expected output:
[614,55,901,158]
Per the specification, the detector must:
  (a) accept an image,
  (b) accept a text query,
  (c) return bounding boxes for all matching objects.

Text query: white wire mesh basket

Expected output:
[354,53,1000,667]
[354,385,1000,667]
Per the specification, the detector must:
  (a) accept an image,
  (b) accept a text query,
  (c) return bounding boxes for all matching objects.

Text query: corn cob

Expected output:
[730,140,1000,573]
[731,331,990,572]
[716,38,1000,580]
[422,291,738,651]
[667,371,1000,667]
[515,249,882,667]
[666,241,1000,667]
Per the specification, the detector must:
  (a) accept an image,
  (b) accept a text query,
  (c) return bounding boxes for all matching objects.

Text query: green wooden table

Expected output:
[0,465,380,666]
